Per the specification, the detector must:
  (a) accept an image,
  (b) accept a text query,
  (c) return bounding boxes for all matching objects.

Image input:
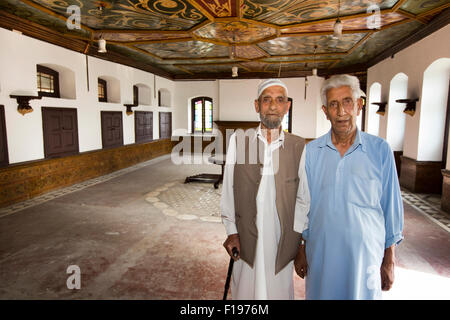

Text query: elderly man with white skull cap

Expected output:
[221,79,310,299]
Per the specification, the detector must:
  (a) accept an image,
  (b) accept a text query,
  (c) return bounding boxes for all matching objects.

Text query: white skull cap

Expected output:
[257,78,288,99]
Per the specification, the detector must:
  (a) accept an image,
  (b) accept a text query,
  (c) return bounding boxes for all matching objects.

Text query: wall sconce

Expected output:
[124,103,137,116]
[10,94,42,116]
[396,98,419,116]
[232,66,238,77]
[372,102,387,116]
[332,0,343,39]
[333,18,343,39]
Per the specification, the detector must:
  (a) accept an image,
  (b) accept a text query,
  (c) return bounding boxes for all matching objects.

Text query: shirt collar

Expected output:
[253,124,285,148]
[320,128,366,153]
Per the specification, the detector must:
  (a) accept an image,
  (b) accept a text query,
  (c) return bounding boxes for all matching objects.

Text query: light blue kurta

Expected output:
[302,129,404,300]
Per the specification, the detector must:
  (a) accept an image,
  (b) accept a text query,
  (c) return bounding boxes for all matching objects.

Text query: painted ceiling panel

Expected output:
[243,0,398,25]
[280,12,407,33]
[258,33,368,56]
[400,0,449,15]
[193,21,277,44]
[1,0,447,78]
[30,0,206,30]
[136,40,230,59]
[334,20,423,68]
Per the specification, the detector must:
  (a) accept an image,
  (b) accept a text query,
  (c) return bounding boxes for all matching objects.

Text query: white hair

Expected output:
[320,74,361,106]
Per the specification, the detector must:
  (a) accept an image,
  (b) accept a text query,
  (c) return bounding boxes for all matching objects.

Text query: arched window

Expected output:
[191,97,213,133]
[37,65,60,98]
[98,78,107,102]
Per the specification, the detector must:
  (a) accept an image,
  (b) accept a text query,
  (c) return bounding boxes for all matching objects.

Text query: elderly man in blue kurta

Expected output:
[293,74,404,300]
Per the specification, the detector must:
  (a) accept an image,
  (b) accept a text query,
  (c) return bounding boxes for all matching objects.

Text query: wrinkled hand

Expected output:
[380,260,395,291]
[223,233,240,261]
[380,245,395,291]
[294,245,308,279]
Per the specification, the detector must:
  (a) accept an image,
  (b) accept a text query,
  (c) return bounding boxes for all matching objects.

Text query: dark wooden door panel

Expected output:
[42,107,79,158]
[159,112,172,139]
[135,111,153,143]
[101,111,123,148]
[0,105,9,167]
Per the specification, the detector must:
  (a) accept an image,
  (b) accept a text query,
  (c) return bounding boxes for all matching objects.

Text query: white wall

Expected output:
[173,80,219,134]
[367,82,381,136]
[218,79,261,121]
[218,77,326,139]
[0,28,176,164]
[386,73,408,152]
[367,24,450,159]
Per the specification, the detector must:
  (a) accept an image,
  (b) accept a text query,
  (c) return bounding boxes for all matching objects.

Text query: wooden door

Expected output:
[0,105,9,167]
[442,80,450,169]
[42,107,79,158]
[101,111,123,148]
[135,111,153,143]
[159,112,172,139]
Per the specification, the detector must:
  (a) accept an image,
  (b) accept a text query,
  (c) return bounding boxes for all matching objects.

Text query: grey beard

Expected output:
[260,113,282,129]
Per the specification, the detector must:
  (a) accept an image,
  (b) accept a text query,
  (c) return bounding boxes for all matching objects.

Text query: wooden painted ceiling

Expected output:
[0,0,449,79]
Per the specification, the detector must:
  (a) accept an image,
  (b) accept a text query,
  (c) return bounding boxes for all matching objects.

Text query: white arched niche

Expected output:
[159,88,171,107]
[98,75,121,103]
[386,73,408,151]
[417,58,450,162]
[367,82,381,136]
[135,83,151,106]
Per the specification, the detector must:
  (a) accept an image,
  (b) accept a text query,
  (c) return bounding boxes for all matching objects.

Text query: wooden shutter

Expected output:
[0,105,9,167]
[42,107,79,158]
[133,85,139,106]
[135,111,153,143]
[101,111,123,148]
[159,112,172,139]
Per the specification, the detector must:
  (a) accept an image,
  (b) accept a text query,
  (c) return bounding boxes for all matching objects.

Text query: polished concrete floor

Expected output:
[0,156,449,300]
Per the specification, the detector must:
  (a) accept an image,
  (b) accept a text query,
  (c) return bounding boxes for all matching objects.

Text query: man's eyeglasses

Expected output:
[328,97,354,110]
[260,96,288,106]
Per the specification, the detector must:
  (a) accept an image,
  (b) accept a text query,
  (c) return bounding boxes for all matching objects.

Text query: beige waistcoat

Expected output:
[233,129,305,274]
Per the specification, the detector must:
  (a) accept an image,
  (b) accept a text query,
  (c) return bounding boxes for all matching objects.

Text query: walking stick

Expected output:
[223,247,239,300]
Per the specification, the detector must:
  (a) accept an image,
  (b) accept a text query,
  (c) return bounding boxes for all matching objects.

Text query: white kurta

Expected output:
[220,126,310,300]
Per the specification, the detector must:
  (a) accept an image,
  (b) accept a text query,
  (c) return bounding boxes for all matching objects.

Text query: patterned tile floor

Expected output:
[145,181,222,223]
[401,188,450,232]
[0,155,170,219]
[0,155,449,234]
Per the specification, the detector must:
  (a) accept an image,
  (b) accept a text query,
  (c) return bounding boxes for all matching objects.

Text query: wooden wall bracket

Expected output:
[372,102,387,116]
[396,98,419,116]
[9,95,42,116]
[124,103,138,115]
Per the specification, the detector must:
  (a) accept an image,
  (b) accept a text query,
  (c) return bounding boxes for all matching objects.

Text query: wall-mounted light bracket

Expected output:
[10,95,42,116]
[396,98,419,116]
[124,103,138,115]
[372,102,387,116]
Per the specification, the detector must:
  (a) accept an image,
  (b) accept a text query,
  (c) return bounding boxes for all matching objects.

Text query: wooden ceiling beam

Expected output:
[346,32,374,55]
[95,29,189,35]
[186,0,216,21]
[396,9,428,24]
[392,0,409,12]
[188,19,213,33]
[123,37,194,45]
[124,44,163,60]
[417,2,450,19]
